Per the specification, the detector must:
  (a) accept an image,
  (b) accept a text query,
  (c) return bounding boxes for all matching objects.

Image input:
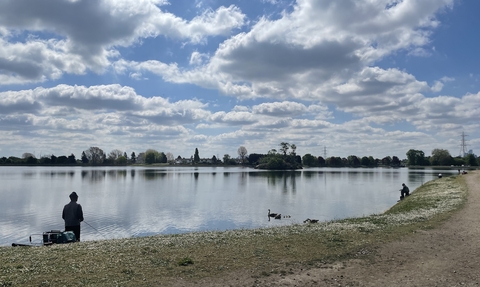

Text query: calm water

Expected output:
[0,166,456,246]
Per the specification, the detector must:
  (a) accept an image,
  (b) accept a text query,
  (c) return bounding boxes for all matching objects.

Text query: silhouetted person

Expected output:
[400,183,410,200]
[62,192,84,241]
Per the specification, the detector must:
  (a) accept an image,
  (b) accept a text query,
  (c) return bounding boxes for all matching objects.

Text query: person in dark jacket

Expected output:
[400,183,410,200]
[62,192,84,241]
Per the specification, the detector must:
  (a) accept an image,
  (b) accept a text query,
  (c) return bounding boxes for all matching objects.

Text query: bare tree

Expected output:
[22,152,36,159]
[85,147,105,165]
[237,146,248,164]
[108,149,123,161]
[166,152,174,162]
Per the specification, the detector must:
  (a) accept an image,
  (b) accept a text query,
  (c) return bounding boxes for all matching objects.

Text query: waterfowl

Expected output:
[274,213,282,219]
[303,218,319,223]
[283,215,291,218]
[268,209,278,217]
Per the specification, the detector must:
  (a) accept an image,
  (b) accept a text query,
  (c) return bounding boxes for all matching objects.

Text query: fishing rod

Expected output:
[83,220,108,240]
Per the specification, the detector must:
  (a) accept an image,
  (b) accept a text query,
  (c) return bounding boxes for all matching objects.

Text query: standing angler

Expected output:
[62,192,84,241]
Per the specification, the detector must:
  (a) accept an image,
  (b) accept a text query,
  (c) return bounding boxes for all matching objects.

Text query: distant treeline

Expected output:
[0,145,477,168]
[406,149,478,167]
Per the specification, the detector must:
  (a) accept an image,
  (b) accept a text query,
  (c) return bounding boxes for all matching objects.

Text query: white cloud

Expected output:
[118,0,455,108]
[189,51,209,65]
[252,101,307,116]
[431,81,444,92]
[194,0,455,99]
[0,84,212,154]
[0,0,245,85]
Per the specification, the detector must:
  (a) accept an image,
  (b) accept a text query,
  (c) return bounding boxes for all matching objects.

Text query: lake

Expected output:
[0,166,457,246]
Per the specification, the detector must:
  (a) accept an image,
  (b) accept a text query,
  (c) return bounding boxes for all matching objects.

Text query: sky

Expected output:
[0,0,479,160]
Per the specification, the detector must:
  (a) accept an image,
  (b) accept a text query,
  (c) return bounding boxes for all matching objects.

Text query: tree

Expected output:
[26,156,37,164]
[347,155,360,167]
[326,156,342,167]
[7,156,22,164]
[212,155,218,164]
[81,151,89,164]
[158,152,167,163]
[130,152,136,164]
[145,149,160,164]
[391,156,401,167]
[84,147,104,165]
[262,156,284,169]
[317,156,326,166]
[248,153,264,165]
[381,156,391,166]
[430,149,453,166]
[22,153,35,159]
[39,156,51,165]
[465,154,478,166]
[361,156,371,166]
[279,142,290,156]
[194,148,200,163]
[136,152,145,164]
[368,156,377,167]
[57,156,68,164]
[68,153,76,164]
[166,152,174,162]
[145,153,155,164]
[406,149,427,166]
[117,156,127,165]
[290,144,297,156]
[108,149,123,162]
[223,154,231,165]
[237,146,248,164]
[302,153,316,167]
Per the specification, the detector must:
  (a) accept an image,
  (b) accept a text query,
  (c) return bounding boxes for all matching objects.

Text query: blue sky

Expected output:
[0,0,478,160]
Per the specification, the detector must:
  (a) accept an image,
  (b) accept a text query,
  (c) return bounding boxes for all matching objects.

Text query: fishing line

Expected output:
[83,220,108,240]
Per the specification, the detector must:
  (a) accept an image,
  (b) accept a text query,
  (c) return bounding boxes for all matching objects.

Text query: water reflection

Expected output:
[0,166,460,246]
[81,170,107,182]
[143,169,167,180]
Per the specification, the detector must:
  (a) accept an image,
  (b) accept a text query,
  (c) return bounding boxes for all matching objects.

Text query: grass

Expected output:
[0,175,468,287]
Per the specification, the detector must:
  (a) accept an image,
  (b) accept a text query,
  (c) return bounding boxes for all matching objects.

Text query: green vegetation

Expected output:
[256,142,302,170]
[1,144,478,167]
[0,175,467,286]
[407,148,479,167]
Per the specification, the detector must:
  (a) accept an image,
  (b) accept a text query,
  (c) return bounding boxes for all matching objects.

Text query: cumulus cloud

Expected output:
[0,84,211,153]
[195,0,455,100]
[411,92,480,129]
[252,101,307,117]
[118,0,455,111]
[0,0,245,84]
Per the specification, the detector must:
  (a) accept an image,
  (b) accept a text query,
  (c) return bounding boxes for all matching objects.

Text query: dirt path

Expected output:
[176,171,480,287]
